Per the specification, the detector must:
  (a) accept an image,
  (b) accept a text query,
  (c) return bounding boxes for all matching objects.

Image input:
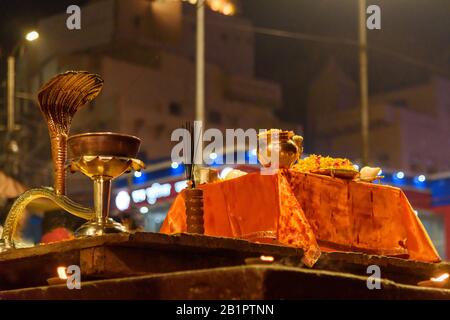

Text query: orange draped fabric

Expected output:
[160,170,440,266]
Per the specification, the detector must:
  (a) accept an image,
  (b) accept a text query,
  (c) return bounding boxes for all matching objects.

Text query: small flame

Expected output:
[57,267,68,280]
[260,255,274,262]
[431,273,449,282]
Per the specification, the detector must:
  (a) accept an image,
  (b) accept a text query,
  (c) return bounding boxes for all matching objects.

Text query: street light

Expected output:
[4,30,39,177]
[25,31,39,42]
[6,30,39,133]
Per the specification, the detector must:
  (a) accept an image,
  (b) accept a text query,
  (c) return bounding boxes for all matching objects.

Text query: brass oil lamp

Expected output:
[0,71,144,252]
[67,132,144,236]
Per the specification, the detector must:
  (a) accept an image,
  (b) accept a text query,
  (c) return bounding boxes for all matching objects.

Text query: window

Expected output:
[95,121,107,131]
[154,123,166,138]
[209,111,222,124]
[221,33,228,43]
[377,153,390,166]
[228,115,238,127]
[133,16,141,29]
[168,102,182,116]
[390,99,408,108]
[134,118,145,132]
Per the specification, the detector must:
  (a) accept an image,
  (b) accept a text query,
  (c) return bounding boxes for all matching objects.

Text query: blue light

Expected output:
[247,149,258,165]
[209,152,218,160]
[209,153,224,167]
[391,171,406,186]
[396,171,405,179]
[170,162,185,175]
[413,174,427,189]
[133,171,150,184]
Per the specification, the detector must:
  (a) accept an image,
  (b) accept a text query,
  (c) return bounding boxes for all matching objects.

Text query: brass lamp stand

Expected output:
[0,71,144,252]
[67,133,144,236]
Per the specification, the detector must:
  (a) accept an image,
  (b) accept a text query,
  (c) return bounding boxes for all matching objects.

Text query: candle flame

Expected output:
[57,267,68,280]
[260,255,274,262]
[431,273,449,282]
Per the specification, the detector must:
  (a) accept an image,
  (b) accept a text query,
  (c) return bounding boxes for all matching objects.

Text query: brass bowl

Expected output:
[67,132,141,159]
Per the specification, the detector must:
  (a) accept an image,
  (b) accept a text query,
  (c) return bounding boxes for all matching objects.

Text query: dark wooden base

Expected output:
[1,265,449,300]
[0,232,449,299]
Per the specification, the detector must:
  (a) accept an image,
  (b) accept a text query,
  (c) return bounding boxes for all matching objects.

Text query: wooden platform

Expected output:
[0,232,449,299]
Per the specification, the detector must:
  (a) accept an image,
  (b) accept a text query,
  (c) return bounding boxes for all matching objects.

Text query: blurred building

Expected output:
[307,59,450,174]
[14,0,290,193]
[28,0,284,156]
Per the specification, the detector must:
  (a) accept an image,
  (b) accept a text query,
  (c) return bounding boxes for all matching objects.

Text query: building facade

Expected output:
[307,59,450,174]
[14,0,289,197]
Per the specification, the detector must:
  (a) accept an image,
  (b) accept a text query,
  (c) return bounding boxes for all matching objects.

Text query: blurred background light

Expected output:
[139,206,149,214]
[25,30,39,42]
[396,171,405,179]
[209,152,218,160]
[115,190,131,211]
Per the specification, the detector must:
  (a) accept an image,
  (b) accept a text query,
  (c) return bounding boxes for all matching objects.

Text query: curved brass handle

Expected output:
[0,188,94,249]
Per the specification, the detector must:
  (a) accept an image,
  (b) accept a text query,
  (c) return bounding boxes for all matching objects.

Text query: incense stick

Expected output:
[183,122,195,188]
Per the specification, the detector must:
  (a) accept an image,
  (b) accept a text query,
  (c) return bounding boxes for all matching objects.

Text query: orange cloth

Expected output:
[161,170,440,266]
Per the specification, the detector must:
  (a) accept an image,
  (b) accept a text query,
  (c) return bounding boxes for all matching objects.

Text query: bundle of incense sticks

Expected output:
[182,121,204,234]
[183,121,201,188]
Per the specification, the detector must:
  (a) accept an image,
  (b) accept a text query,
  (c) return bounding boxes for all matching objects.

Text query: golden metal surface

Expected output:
[194,167,219,185]
[37,71,103,195]
[68,155,143,236]
[74,176,127,237]
[257,130,302,169]
[68,156,144,179]
[67,132,141,159]
[71,157,144,236]
[0,72,145,251]
[68,132,144,178]
[0,188,94,251]
[67,132,145,237]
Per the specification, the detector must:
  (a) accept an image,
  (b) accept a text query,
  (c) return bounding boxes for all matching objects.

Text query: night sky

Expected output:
[241,0,450,120]
[1,0,449,122]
